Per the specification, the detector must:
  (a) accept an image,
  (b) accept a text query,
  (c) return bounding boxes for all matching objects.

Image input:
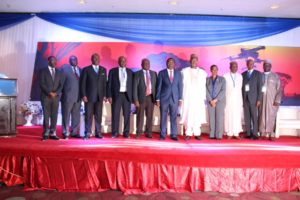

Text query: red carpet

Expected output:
[1,126,300,194]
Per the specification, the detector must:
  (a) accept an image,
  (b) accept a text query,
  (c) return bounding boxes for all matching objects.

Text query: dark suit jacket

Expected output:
[206,76,226,104]
[81,65,107,103]
[156,69,183,104]
[39,67,65,100]
[107,67,133,102]
[61,65,82,103]
[133,69,157,103]
[242,69,263,104]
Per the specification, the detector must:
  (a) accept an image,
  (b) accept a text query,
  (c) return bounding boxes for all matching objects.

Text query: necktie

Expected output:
[51,68,55,81]
[146,71,151,96]
[247,70,251,79]
[94,66,99,74]
[73,66,79,79]
[170,70,174,82]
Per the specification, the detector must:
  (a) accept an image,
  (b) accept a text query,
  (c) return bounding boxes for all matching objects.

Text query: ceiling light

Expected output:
[270,4,280,9]
[169,1,178,6]
[79,0,86,5]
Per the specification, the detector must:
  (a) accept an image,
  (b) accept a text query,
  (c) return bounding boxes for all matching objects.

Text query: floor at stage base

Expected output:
[1,126,300,194]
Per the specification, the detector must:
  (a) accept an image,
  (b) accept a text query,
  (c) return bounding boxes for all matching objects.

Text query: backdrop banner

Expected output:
[31,42,300,106]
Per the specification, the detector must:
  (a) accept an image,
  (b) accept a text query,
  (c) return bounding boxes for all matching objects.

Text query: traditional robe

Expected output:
[224,72,243,136]
[259,72,282,134]
[180,67,207,136]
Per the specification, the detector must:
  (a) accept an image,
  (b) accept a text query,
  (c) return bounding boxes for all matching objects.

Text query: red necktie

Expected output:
[170,70,174,82]
[146,71,151,96]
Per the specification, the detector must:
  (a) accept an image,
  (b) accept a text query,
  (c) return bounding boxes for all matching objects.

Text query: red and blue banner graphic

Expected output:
[31,42,300,105]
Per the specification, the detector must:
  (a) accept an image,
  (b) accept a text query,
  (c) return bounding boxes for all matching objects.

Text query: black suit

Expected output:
[81,65,107,136]
[107,67,133,137]
[133,69,157,136]
[242,69,263,138]
[39,67,65,136]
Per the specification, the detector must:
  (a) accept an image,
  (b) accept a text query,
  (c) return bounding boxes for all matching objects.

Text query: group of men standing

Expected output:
[39,53,282,141]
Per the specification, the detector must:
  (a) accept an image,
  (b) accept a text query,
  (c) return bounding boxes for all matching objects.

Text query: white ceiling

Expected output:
[0,0,300,18]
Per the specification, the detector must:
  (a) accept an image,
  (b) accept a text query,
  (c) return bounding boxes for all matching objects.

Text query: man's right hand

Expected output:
[82,96,88,103]
[108,98,112,104]
[134,101,140,107]
[156,101,160,107]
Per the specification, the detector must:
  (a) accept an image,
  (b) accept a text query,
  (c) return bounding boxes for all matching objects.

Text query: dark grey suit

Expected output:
[61,65,82,136]
[39,67,65,136]
[206,76,226,139]
[133,70,157,136]
[242,69,263,137]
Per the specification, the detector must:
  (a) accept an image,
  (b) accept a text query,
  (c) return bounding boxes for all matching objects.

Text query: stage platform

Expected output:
[1,126,300,194]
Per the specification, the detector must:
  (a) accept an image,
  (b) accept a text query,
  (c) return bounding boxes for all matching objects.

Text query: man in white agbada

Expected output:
[181,54,207,140]
[224,61,243,139]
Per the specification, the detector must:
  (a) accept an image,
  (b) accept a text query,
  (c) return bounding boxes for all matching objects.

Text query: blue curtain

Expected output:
[0,13,34,30]
[37,13,300,46]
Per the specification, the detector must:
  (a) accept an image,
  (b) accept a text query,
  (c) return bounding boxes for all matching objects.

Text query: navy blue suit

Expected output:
[156,69,183,138]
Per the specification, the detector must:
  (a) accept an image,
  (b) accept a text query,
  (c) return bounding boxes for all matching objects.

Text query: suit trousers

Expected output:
[84,101,103,136]
[160,99,178,138]
[208,102,225,139]
[111,93,131,137]
[61,101,81,136]
[243,100,259,137]
[41,96,60,136]
[136,95,154,135]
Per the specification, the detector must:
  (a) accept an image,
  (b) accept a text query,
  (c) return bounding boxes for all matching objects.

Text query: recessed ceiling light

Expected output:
[79,0,87,5]
[169,1,178,6]
[270,4,280,9]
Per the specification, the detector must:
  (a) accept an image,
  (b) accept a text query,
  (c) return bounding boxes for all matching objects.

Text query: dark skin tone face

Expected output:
[91,54,100,65]
[211,66,218,77]
[246,59,254,70]
[167,59,175,70]
[230,62,238,73]
[118,56,127,68]
[48,57,57,68]
[190,57,198,68]
[263,63,272,72]
[141,59,150,70]
[69,56,78,67]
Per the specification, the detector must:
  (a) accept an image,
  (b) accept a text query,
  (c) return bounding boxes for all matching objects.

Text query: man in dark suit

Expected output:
[81,53,107,140]
[61,55,82,139]
[39,56,65,141]
[242,58,263,140]
[133,58,157,139]
[156,58,183,141]
[107,56,133,138]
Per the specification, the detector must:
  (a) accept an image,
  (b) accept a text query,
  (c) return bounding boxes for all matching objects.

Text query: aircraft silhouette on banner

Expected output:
[226,46,266,64]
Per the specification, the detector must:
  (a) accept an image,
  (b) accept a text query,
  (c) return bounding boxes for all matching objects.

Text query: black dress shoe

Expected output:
[112,134,119,138]
[185,136,191,140]
[83,135,90,140]
[95,134,103,139]
[195,136,202,140]
[42,135,48,141]
[135,134,140,139]
[49,135,60,140]
[63,135,69,140]
[171,136,178,141]
[244,135,252,139]
[123,135,130,139]
[251,135,259,140]
[70,134,82,138]
[209,137,216,139]
[145,134,153,138]
[159,137,165,140]
[216,138,222,140]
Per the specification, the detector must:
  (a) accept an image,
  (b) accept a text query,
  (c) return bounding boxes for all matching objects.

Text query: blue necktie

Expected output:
[247,71,251,80]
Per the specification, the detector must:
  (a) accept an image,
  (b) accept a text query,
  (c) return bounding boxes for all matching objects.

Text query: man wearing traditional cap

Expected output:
[258,59,282,141]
